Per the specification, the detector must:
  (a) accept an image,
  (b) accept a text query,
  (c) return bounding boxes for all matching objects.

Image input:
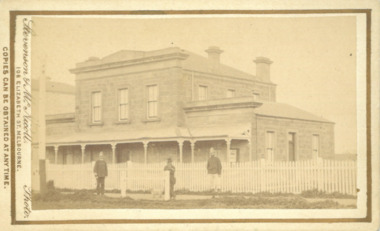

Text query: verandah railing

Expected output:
[45,159,357,195]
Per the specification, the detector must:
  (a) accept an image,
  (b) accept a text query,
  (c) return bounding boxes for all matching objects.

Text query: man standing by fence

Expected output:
[93,152,108,196]
[207,147,222,198]
[164,158,176,200]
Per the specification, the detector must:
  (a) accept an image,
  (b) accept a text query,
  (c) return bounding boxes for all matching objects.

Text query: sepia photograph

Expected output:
[29,14,359,212]
[2,0,379,228]
[0,0,380,231]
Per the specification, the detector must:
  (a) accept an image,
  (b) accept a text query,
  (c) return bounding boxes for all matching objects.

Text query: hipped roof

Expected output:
[254,102,333,123]
[181,50,261,82]
[74,47,269,83]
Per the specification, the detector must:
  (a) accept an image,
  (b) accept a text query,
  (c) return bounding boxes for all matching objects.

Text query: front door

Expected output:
[288,132,296,161]
[266,131,275,161]
[312,134,320,159]
[229,149,239,163]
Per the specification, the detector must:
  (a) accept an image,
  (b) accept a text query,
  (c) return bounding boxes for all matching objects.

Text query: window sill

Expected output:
[88,122,104,126]
[114,120,131,125]
[142,117,161,123]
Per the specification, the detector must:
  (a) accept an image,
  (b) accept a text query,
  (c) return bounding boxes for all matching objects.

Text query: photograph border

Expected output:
[9,9,372,225]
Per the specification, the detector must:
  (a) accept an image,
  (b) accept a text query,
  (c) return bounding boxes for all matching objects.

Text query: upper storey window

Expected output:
[118,88,129,121]
[227,89,235,98]
[147,85,158,118]
[198,85,208,101]
[91,91,102,123]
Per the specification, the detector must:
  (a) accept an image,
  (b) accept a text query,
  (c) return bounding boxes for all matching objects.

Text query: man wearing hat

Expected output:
[207,147,222,197]
[164,158,176,199]
[93,152,108,195]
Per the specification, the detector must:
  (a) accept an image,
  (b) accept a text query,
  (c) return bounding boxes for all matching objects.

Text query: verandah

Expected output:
[46,159,357,195]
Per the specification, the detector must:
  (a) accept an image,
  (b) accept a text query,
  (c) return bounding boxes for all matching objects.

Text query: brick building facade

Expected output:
[43,46,334,165]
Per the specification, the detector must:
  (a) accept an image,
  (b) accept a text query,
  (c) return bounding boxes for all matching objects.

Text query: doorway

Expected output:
[288,132,296,161]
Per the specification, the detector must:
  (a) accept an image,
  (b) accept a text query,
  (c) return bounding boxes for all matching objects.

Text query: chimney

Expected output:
[254,57,273,82]
[205,46,223,71]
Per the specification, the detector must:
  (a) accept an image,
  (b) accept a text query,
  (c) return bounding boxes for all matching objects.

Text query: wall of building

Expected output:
[231,140,251,162]
[255,82,276,102]
[193,140,226,162]
[75,67,185,132]
[46,147,54,163]
[117,142,180,163]
[83,145,113,163]
[45,92,75,115]
[255,116,335,161]
[118,143,145,163]
[47,146,85,164]
[183,72,276,102]
[47,115,335,164]
[44,53,335,165]
[46,145,115,164]
[46,122,77,137]
[185,107,255,127]
[190,140,250,163]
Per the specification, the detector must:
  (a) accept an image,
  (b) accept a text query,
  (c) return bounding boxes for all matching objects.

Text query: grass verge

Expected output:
[32,189,356,210]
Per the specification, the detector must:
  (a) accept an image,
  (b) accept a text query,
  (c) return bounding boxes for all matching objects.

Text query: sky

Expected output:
[31,15,358,154]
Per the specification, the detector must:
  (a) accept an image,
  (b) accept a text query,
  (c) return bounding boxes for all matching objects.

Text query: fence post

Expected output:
[91,161,96,191]
[260,158,266,192]
[316,158,322,192]
[120,162,127,197]
[164,170,170,201]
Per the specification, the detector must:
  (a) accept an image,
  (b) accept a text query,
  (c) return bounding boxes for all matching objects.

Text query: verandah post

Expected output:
[190,140,196,163]
[143,141,149,164]
[81,144,86,164]
[111,143,117,164]
[225,138,231,163]
[54,145,59,164]
[177,140,184,163]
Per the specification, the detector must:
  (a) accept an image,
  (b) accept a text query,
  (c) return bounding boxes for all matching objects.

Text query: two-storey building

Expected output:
[42,46,335,165]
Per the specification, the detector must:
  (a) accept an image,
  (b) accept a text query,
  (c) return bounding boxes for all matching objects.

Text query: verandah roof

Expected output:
[46,124,251,145]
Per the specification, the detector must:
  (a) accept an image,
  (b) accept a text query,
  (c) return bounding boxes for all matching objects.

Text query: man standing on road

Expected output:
[207,147,222,198]
[93,152,108,196]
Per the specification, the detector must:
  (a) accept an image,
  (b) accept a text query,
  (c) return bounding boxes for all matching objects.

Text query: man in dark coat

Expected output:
[207,147,222,197]
[93,152,108,195]
[164,158,176,200]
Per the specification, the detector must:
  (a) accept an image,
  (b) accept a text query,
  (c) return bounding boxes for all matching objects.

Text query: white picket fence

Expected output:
[45,159,357,195]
